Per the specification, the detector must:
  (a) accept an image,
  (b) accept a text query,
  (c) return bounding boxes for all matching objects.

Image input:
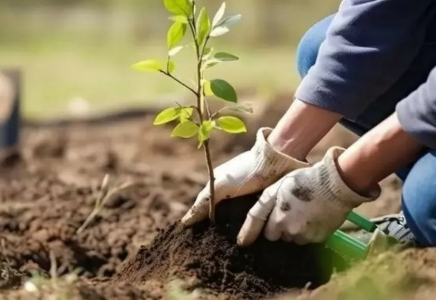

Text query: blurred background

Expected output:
[0,0,340,120]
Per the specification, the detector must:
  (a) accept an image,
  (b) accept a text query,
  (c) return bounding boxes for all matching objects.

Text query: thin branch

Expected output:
[188,19,200,59]
[203,94,212,119]
[195,53,204,121]
[166,54,171,73]
[159,70,198,96]
[204,141,216,223]
[190,17,197,33]
[176,102,200,124]
[191,105,202,119]
[200,36,211,58]
[187,12,205,119]
[188,3,216,224]
[211,107,229,119]
[199,36,212,119]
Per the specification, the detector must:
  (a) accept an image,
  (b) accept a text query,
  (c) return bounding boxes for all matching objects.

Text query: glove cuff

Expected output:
[251,128,309,180]
[316,147,381,208]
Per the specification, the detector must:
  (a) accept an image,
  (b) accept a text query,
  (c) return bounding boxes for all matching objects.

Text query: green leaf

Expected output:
[164,0,192,17]
[191,0,196,15]
[209,26,229,37]
[216,116,247,134]
[201,59,220,71]
[172,121,199,138]
[201,52,238,70]
[154,107,181,125]
[210,14,241,37]
[168,15,188,23]
[217,14,242,27]
[209,79,237,103]
[167,60,176,73]
[180,107,194,122]
[196,8,211,46]
[212,2,226,27]
[214,52,239,61]
[202,47,214,60]
[169,46,183,57]
[203,81,214,96]
[198,120,215,142]
[131,60,163,72]
[167,22,187,49]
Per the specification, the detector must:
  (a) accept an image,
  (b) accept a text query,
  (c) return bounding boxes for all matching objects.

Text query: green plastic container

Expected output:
[326,211,377,262]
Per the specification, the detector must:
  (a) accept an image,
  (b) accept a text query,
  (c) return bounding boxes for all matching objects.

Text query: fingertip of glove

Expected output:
[181,208,195,224]
[236,221,250,247]
[236,235,248,247]
[181,213,196,227]
[237,216,264,247]
[237,229,252,247]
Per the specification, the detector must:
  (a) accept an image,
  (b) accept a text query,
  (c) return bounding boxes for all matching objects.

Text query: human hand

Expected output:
[237,147,380,246]
[181,128,309,227]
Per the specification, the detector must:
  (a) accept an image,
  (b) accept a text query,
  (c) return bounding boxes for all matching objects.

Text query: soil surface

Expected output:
[117,195,343,300]
[0,98,434,300]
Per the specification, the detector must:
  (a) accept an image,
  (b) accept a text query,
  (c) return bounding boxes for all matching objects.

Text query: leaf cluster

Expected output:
[132,0,250,146]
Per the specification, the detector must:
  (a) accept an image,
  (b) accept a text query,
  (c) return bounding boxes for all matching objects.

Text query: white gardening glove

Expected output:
[181,128,309,227]
[237,147,381,246]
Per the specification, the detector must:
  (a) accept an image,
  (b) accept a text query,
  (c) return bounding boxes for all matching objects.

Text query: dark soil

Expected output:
[0,116,211,296]
[0,101,433,300]
[117,195,343,300]
[0,262,25,290]
[0,111,258,300]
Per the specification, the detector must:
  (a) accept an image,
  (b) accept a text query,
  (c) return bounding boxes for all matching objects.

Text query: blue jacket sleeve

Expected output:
[295,0,436,119]
[397,68,436,149]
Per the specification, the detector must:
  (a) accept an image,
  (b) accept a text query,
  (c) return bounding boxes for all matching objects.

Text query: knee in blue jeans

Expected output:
[296,15,335,78]
[401,150,436,246]
[296,34,318,78]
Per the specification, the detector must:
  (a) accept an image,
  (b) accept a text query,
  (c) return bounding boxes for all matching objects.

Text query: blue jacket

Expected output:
[295,0,436,149]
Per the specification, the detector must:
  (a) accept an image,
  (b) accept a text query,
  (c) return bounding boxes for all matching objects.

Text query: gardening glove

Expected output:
[181,128,309,227]
[237,147,381,246]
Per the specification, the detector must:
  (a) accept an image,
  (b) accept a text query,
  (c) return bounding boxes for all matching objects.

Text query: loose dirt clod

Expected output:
[117,195,340,300]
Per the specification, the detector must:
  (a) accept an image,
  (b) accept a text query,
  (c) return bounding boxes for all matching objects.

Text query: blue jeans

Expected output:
[297,15,436,246]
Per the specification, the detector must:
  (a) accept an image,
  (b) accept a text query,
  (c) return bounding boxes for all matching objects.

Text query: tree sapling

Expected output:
[132,0,251,223]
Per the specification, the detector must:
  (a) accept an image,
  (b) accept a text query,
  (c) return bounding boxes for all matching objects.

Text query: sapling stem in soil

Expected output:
[132,0,251,224]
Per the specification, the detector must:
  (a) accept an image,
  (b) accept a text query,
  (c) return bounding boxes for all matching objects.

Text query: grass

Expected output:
[0,32,300,120]
[0,4,312,120]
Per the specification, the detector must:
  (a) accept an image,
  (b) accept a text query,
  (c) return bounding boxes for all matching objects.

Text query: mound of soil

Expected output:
[117,195,343,300]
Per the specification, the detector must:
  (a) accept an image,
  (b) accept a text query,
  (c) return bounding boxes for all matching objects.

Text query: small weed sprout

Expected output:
[132,0,251,223]
[77,174,138,234]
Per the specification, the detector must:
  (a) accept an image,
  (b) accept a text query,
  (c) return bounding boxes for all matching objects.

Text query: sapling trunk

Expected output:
[133,0,247,226]
[204,141,216,223]
[194,25,216,224]
[196,80,216,224]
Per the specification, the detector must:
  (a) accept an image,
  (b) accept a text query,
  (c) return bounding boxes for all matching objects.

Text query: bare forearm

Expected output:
[268,99,341,160]
[337,113,425,195]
